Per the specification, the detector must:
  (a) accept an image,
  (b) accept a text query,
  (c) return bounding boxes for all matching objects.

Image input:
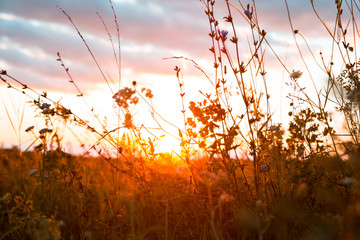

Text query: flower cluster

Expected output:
[39,103,53,115]
[290,70,303,79]
[25,126,34,132]
[39,128,53,135]
[124,113,133,128]
[141,87,153,99]
[113,87,138,108]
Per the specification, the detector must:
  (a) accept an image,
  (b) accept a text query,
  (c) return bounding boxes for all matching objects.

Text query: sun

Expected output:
[156,134,182,154]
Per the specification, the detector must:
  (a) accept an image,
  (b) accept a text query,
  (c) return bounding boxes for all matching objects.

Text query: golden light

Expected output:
[156,135,182,155]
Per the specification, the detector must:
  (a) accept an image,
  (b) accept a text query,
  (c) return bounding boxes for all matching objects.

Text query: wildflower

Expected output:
[145,88,153,99]
[1,193,12,203]
[39,128,53,134]
[260,163,270,172]
[239,61,246,73]
[38,103,53,114]
[42,108,51,114]
[244,8,253,19]
[25,126,34,132]
[290,70,303,79]
[130,96,139,105]
[340,177,358,186]
[39,103,51,110]
[113,87,136,108]
[269,125,279,131]
[29,169,38,176]
[220,30,228,39]
[124,113,133,128]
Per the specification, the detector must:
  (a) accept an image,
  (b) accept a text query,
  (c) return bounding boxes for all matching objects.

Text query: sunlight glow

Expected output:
[156,135,181,154]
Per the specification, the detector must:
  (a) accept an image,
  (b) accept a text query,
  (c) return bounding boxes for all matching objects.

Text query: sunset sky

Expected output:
[0,0,345,153]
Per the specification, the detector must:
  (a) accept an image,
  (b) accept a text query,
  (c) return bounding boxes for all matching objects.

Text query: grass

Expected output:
[1,0,360,239]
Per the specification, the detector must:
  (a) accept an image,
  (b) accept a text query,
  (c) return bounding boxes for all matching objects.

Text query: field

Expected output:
[1,0,360,239]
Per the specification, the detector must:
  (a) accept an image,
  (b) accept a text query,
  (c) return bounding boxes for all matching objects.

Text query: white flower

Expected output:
[290,70,303,79]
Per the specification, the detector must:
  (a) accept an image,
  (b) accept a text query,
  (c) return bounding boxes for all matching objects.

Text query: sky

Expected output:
[0,0,351,153]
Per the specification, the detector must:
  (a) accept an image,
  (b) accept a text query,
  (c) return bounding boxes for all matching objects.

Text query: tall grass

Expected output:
[1,0,360,239]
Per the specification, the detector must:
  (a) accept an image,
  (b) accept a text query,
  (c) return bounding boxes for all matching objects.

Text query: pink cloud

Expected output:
[0,0,350,96]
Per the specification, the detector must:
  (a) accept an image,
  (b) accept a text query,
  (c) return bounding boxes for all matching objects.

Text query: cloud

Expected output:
[0,0,210,55]
[0,0,215,93]
[0,0,351,96]
[254,0,351,38]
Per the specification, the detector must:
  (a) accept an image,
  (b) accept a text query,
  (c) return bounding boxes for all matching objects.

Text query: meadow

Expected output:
[1,0,360,239]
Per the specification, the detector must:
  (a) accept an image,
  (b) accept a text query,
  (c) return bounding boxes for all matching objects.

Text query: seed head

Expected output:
[290,70,303,79]
[25,126,34,132]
